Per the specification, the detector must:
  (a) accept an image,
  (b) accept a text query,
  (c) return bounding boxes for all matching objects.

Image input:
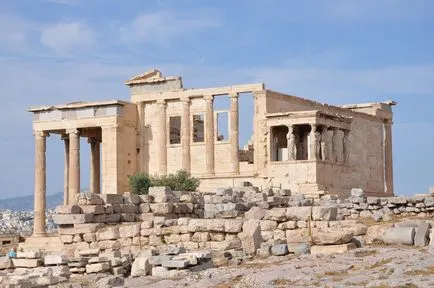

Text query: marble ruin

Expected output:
[27,69,396,239]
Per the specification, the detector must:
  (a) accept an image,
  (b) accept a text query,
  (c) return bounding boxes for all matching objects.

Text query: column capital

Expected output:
[156,99,166,105]
[87,137,101,144]
[229,92,239,99]
[203,95,214,102]
[66,128,80,135]
[310,124,318,132]
[180,97,191,103]
[33,130,49,138]
[287,124,294,135]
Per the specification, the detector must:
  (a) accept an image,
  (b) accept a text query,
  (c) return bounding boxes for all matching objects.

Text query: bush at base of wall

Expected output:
[129,170,200,195]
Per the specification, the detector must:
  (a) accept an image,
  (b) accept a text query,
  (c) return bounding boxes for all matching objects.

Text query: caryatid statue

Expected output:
[286,125,296,160]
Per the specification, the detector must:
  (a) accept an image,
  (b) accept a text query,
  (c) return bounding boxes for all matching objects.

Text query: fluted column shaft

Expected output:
[68,129,80,204]
[204,95,215,175]
[181,98,191,172]
[62,135,69,205]
[157,100,167,175]
[230,93,239,173]
[33,131,48,237]
[89,137,100,194]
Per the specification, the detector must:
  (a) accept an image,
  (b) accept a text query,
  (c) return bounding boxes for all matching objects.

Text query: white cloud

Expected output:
[40,21,95,55]
[118,9,221,44]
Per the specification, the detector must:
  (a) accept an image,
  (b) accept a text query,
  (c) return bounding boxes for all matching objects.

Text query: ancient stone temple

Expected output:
[28,69,395,236]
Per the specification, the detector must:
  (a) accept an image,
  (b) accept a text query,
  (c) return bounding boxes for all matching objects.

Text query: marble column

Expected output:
[343,130,350,163]
[61,135,69,205]
[157,100,167,175]
[286,125,296,160]
[384,121,394,194]
[68,129,80,204]
[309,124,320,160]
[33,131,48,237]
[88,137,100,194]
[320,126,329,161]
[181,98,191,172]
[331,128,339,162]
[204,95,215,175]
[230,93,240,173]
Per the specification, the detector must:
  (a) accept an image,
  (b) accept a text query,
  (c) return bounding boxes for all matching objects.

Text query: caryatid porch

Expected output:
[28,100,137,237]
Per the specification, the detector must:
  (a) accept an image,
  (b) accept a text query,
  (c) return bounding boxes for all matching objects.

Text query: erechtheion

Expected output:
[28,69,395,237]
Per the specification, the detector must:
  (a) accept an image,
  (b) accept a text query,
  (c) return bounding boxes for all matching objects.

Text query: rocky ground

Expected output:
[124,245,434,288]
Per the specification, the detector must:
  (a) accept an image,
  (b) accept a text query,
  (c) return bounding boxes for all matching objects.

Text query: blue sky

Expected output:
[0,0,433,198]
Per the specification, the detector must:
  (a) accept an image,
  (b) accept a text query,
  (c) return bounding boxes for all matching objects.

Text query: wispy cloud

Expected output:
[40,21,95,55]
[118,9,222,44]
[0,14,37,52]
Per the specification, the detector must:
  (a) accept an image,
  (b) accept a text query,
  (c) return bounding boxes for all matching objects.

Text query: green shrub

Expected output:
[129,170,200,194]
[128,172,152,195]
[151,170,200,191]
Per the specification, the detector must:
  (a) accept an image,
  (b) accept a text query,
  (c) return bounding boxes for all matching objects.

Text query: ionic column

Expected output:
[309,124,320,160]
[68,129,80,204]
[33,131,48,237]
[204,95,215,175]
[384,121,394,194]
[157,100,167,175]
[343,130,350,163]
[331,128,339,162]
[181,98,191,172]
[286,125,296,160]
[61,135,69,205]
[88,137,100,194]
[320,126,329,161]
[230,93,239,174]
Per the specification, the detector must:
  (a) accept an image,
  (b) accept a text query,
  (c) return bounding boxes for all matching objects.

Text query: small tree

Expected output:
[128,172,152,195]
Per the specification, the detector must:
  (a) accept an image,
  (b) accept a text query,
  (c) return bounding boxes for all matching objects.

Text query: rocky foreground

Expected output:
[126,245,434,288]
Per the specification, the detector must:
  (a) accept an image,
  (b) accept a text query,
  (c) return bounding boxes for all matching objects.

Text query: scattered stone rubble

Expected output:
[1,186,434,287]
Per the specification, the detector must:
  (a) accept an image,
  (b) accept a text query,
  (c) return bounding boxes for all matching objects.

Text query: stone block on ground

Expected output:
[12,258,42,268]
[17,251,41,259]
[383,227,415,245]
[312,206,337,221]
[100,194,124,204]
[312,228,354,245]
[85,262,111,273]
[287,243,310,255]
[365,224,392,244]
[44,254,68,265]
[161,260,189,268]
[271,244,289,256]
[239,219,262,255]
[0,257,13,269]
[131,257,151,277]
[310,243,357,255]
[77,249,100,257]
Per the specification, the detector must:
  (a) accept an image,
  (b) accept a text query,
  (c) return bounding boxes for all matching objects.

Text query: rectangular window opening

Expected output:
[216,112,229,141]
[192,114,204,143]
[169,116,181,144]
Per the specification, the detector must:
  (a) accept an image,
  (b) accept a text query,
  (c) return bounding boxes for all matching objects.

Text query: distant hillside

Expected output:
[0,192,63,211]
